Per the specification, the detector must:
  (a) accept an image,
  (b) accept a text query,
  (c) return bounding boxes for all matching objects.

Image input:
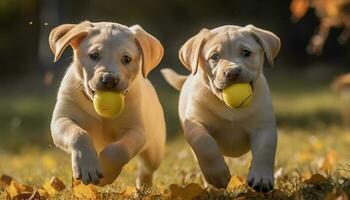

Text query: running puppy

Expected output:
[162,25,280,192]
[49,21,165,187]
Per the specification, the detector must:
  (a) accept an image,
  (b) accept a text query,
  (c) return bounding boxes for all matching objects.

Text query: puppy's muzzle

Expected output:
[225,67,242,82]
[221,67,254,90]
[91,73,128,95]
[101,73,119,90]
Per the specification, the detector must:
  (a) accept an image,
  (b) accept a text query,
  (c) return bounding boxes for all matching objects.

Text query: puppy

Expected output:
[49,21,166,187]
[162,25,280,192]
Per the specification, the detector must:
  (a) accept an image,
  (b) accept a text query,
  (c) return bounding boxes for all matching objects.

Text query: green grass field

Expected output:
[1,68,350,199]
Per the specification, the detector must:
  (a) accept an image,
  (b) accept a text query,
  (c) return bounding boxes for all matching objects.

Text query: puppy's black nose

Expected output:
[102,73,119,90]
[225,67,242,81]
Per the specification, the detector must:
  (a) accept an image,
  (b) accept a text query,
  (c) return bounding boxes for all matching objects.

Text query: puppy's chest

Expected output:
[83,120,122,152]
[209,122,251,157]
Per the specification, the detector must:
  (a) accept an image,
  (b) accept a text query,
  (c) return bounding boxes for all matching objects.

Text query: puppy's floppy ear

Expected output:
[49,21,91,62]
[179,28,209,74]
[244,25,281,66]
[130,25,164,78]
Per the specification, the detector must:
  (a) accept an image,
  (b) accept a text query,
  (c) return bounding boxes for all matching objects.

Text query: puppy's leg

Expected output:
[184,119,231,188]
[98,130,145,186]
[247,127,277,193]
[136,141,164,189]
[51,117,102,185]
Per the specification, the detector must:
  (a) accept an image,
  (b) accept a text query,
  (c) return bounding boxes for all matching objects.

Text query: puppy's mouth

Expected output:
[89,88,129,96]
[84,82,129,101]
[217,80,255,93]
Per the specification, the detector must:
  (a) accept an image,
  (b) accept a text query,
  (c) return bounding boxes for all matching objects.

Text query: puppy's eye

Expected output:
[240,50,251,58]
[89,52,100,61]
[209,53,220,61]
[121,55,131,64]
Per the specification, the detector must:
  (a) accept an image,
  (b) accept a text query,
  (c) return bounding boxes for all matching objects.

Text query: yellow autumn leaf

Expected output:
[72,179,98,199]
[35,188,49,199]
[43,176,66,195]
[227,175,245,190]
[6,180,34,199]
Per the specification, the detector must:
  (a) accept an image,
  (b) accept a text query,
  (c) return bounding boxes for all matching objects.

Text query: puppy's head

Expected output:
[49,21,163,99]
[179,25,280,99]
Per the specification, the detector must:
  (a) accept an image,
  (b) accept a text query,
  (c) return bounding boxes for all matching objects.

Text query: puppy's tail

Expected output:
[161,68,187,91]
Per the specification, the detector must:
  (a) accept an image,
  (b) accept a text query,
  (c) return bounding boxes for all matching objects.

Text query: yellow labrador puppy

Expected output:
[162,25,280,192]
[49,21,165,187]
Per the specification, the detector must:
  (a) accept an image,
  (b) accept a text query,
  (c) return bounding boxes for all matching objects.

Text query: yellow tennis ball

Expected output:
[93,91,124,118]
[222,83,253,109]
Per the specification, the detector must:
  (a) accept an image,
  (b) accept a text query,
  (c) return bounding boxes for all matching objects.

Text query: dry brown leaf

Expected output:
[227,175,245,190]
[181,183,204,200]
[6,180,34,200]
[42,177,66,195]
[0,174,12,189]
[235,190,262,199]
[168,184,182,199]
[167,183,204,200]
[304,173,327,184]
[72,179,98,199]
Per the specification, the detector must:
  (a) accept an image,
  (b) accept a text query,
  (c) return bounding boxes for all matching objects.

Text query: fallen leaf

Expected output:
[168,184,182,199]
[0,174,12,189]
[72,179,98,199]
[267,189,289,199]
[35,189,49,199]
[181,183,204,200]
[6,181,34,200]
[42,177,65,195]
[235,190,262,199]
[304,173,327,184]
[227,175,245,190]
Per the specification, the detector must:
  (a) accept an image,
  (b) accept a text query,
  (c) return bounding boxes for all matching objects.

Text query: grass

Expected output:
[1,68,350,199]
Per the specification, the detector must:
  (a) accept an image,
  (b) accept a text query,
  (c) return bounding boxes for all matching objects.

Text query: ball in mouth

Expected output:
[222,83,253,109]
[93,91,124,118]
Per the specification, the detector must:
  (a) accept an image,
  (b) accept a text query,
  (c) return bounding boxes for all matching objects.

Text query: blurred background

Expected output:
[0,0,350,151]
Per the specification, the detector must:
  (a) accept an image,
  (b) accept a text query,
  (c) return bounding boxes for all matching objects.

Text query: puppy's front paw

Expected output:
[201,163,231,189]
[97,145,123,186]
[71,149,103,185]
[247,167,274,193]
